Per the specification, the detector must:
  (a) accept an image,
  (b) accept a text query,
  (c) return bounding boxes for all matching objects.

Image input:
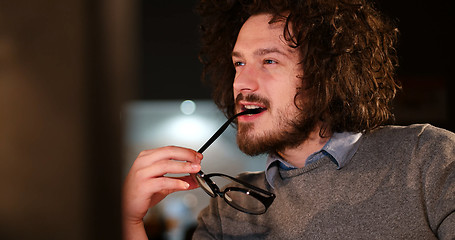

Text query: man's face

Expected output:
[232,13,314,155]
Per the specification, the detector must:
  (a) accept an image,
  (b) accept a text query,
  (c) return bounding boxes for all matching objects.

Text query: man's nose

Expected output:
[233,65,260,93]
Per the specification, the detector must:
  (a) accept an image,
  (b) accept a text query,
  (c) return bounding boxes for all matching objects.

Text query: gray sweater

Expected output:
[193,124,455,239]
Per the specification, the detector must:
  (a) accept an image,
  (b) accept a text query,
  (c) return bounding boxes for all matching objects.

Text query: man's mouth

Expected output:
[235,93,270,116]
[241,104,267,115]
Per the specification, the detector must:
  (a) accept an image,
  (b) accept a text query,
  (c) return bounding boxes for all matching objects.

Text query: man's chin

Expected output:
[237,142,269,156]
[236,128,310,157]
[236,133,263,156]
[236,133,277,156]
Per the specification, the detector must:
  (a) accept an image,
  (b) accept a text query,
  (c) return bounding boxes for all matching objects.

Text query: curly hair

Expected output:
[197,0,400,133]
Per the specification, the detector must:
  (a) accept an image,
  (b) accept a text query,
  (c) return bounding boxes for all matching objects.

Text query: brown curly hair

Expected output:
[197,0,400,133]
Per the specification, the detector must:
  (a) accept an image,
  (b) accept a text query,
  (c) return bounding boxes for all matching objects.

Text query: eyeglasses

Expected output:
[192,109,275,215]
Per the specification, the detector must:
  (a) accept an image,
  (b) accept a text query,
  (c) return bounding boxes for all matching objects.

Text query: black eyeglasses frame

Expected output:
[195,171,275,215]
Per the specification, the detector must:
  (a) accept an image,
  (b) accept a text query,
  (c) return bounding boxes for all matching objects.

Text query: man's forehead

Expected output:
[244,13,285,30]
[233,13,296,54]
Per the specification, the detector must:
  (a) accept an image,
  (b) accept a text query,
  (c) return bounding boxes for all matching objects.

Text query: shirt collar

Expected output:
[265,132,362,188]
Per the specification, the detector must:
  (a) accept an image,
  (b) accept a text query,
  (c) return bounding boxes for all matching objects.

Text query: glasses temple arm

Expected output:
[197,109,261,154]
[197,117,234,153]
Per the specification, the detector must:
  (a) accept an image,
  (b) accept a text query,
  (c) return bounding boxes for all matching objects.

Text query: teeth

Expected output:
[244,105,262,109]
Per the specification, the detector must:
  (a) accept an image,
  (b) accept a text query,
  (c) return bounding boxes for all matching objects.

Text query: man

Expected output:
[123,0,455,239]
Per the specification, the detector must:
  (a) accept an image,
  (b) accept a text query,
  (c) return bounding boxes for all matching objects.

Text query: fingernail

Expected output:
[196,152,203,160]
[191,163,200,169]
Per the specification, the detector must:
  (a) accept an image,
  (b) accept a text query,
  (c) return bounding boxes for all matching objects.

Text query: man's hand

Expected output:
[122,146,202,240]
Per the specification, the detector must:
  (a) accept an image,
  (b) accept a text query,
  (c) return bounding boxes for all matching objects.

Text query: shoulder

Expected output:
[369,124,455,166]
[370,123,428,136]
[413,124,455,143]
[352,124,455,168]
[372,123,454,136]
[363,124,455,146]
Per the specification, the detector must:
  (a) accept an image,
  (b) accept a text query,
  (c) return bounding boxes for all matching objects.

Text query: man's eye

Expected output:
[264,59,276,64]
[234,61,245,67]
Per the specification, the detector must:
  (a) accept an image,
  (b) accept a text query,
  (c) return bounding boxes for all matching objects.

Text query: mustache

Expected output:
[235,93,271,109]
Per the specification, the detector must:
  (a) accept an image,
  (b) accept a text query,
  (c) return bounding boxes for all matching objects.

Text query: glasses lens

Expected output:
[224,190,266,214]
[196,174,216,197]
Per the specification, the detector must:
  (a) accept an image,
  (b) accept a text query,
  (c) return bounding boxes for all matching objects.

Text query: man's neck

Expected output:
[278,129,331,168]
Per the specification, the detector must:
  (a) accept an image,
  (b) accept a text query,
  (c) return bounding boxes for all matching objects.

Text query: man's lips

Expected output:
[239,101,267,112]
[238,103,267,120]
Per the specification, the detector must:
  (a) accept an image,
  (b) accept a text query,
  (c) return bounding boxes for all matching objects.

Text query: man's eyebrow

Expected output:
[232,51,243,58]
[254,47,290,57]
[232,47,293,58]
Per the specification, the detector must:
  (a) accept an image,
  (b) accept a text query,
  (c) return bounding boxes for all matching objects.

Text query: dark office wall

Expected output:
[138,0,210,100]
[0,0,137,239]
[378,0,454,131]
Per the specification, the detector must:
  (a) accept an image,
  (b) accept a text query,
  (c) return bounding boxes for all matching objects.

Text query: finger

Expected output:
[135,146,203,167]
[139,146,203,162]
[144,177,193,197]
[179,175,200,190]
[136,159,201,179]
[147,176,200,208]
[124,176,191,204]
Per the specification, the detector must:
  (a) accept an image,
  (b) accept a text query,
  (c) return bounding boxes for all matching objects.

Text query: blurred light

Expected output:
[167,116,214,144]
[180,100,196,115]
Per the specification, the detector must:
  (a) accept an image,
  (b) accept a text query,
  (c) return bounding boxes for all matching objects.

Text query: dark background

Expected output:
[0,0,453,239]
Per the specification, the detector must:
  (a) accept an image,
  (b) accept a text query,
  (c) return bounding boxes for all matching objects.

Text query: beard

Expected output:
[236,94,317,156]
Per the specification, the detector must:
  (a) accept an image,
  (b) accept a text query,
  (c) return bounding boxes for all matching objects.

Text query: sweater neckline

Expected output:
[278,156,334,179]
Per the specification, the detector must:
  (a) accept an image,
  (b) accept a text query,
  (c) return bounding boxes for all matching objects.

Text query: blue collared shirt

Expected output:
[265,132,362,188]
